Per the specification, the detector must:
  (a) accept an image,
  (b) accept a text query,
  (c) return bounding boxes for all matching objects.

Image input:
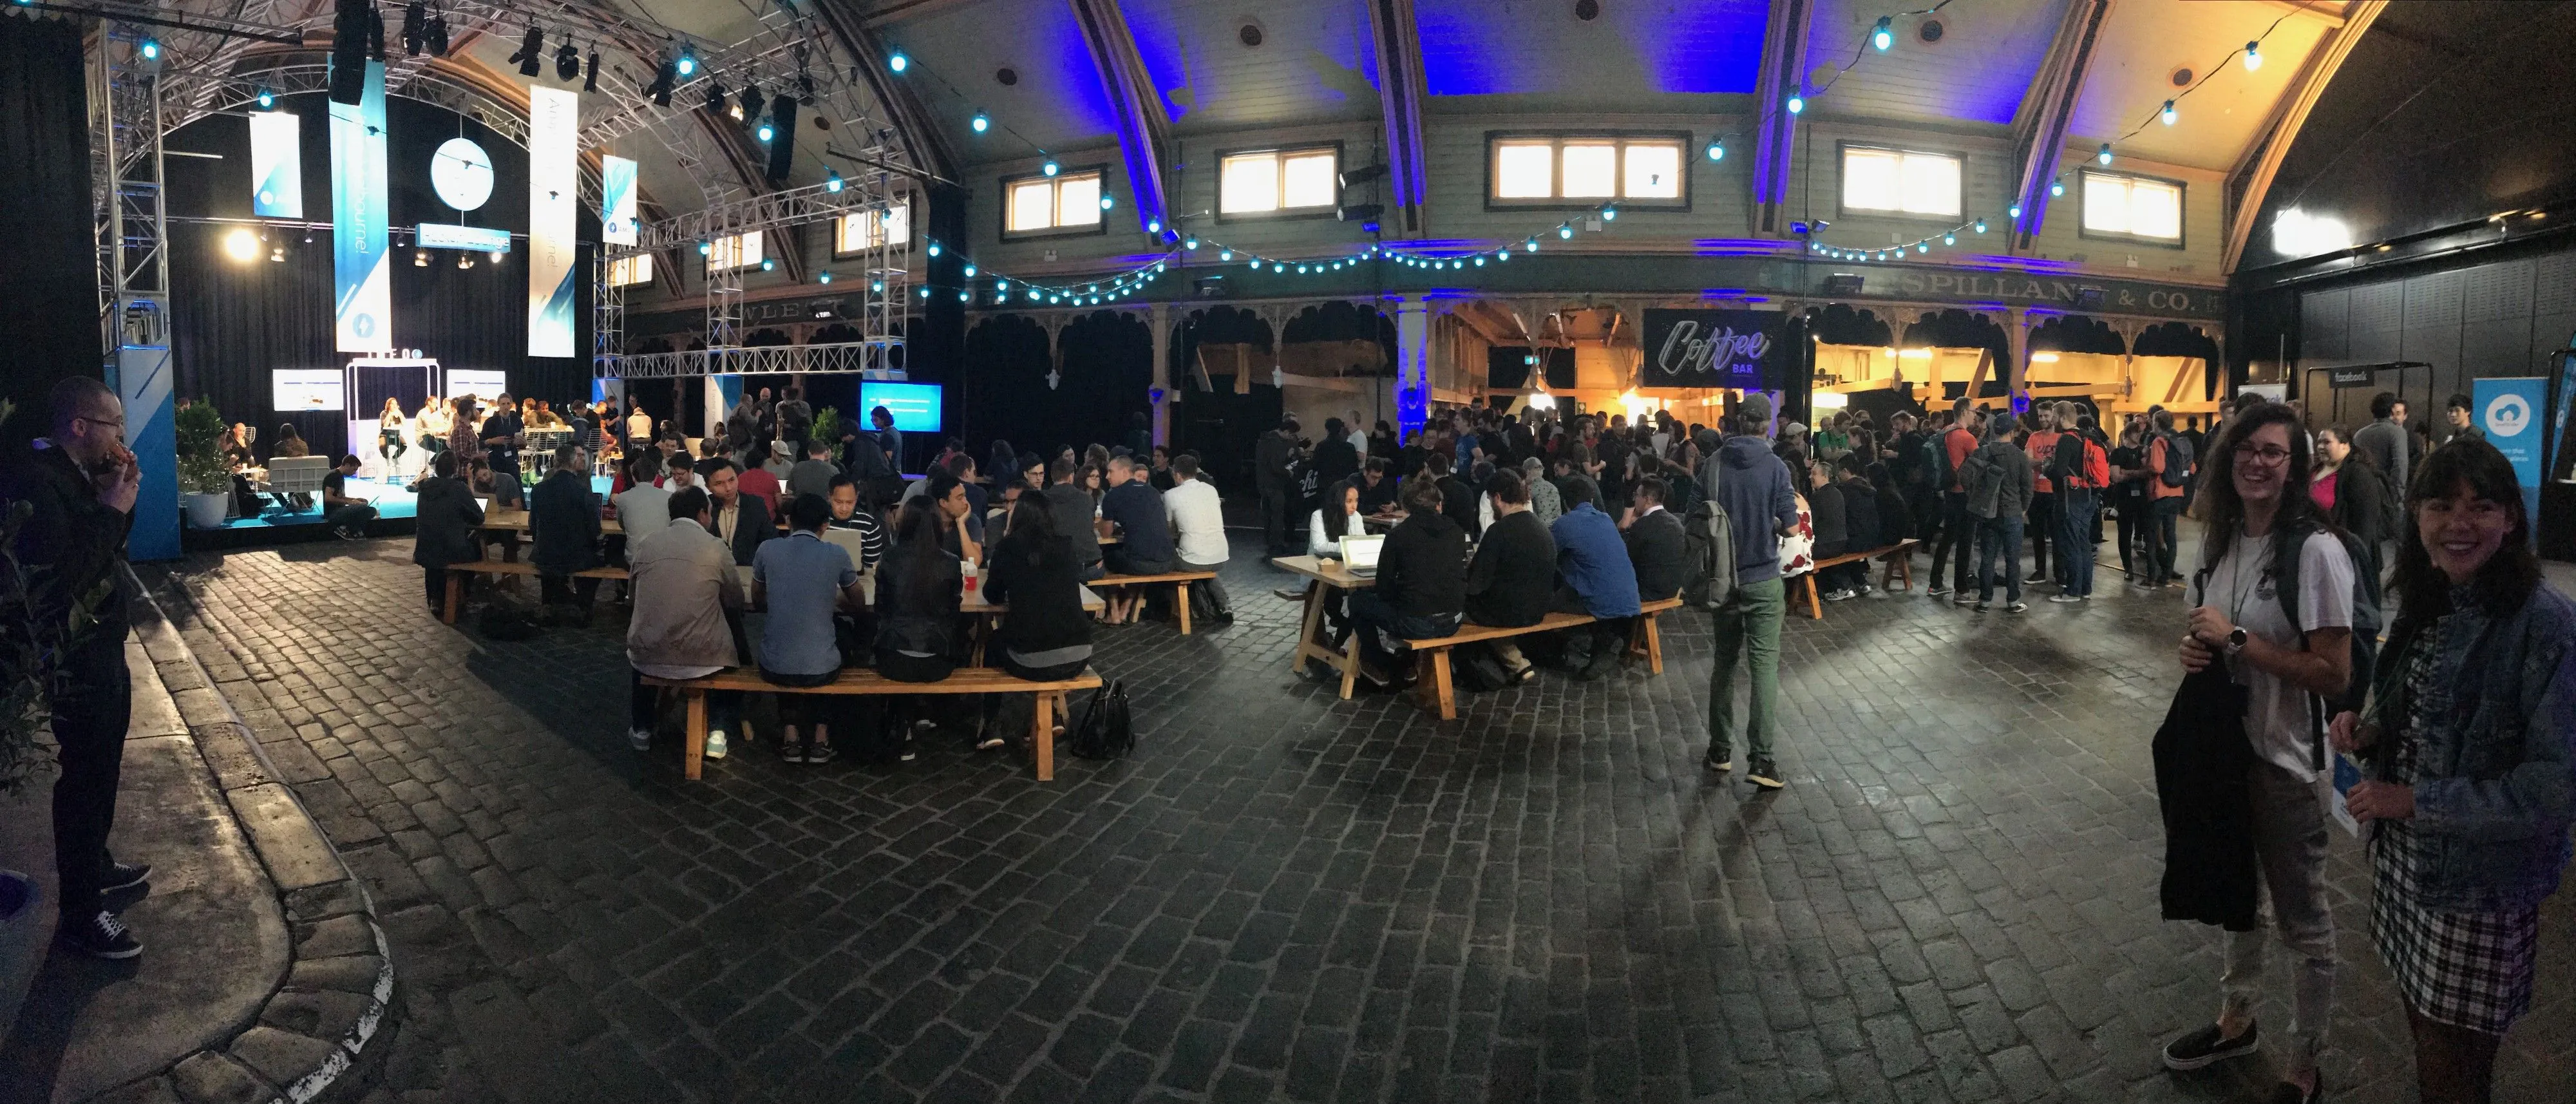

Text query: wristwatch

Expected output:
[2224,626,2248,656]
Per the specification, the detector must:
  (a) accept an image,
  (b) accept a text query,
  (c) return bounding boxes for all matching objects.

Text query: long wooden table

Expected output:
[1271,555,1375,700]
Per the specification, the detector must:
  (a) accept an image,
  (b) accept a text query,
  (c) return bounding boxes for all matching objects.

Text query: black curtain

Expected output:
[961,314,1055,463]
[0,14,99,450]
[1056,312,1153,454]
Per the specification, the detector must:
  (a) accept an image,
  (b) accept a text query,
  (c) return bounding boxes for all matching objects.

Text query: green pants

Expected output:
[1707,576,1786,763]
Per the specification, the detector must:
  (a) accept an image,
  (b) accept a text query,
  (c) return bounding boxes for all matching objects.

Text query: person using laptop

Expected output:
[1345,480,1464,688]
[320,454,376,539]
[1464,469,1554,683]
[824,474,886,573]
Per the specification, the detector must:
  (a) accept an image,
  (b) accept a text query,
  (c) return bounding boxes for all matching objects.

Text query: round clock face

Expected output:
[431,137,493,211]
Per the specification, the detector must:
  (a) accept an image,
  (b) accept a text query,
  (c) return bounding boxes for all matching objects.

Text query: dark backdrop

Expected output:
[163,91,595,459]
[0,15,99,450]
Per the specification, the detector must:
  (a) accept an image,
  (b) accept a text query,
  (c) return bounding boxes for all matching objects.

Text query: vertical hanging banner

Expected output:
[600,155,638,246]
[329,62,391,352]
[527,85,579,357]
[248,110,303,218]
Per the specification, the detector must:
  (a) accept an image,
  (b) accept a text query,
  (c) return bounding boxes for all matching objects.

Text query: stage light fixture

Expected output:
[971,112,989,133]
[257,88,275,108]
[424,6,447,53]
[1337,164,1387,189]
[2160,99,2177,126]
[757,118,775,142]
[509,25,542,75]
[584,50,599,92]
[139,38,159,60]
[887,49,908,73]
[412,249,428,267]
[648,59,675,106]
[1872,16,1893,51]
[457,252,473,269]
[739,83,762,119]
[554,38,580,81]
[705,81,728,113]
[401,3,424,55]
[270,244,286,262]
[2242,41,2261,71]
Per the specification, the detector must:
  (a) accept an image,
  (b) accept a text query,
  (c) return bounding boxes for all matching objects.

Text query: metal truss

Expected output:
[619,177,891,256]
[94,24,169,359]
[602,339,905,379]
[592,252,624,379]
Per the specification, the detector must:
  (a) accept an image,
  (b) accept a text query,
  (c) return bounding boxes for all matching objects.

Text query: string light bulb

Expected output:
[2049,179,2065,197]
[1184,238,1199,250]
[888,49,909,73]
[824,172,842,193]
[1600,206,1618,221]
[971,112,989,133]
[2160,99,2177,126]
[1557,225,1573,239]
[1944,233,1955,245]
[818,271,833,284]
[2007,204,2022,219]
[1975,219,1987,233]
[1871,16,1893,52]
[927,242,942,256]
[1786,95,1804,115]
[1218,250,1232,261]
[1099,194,1115,211]
[1705,139,1725,162]
[2096,143,2113,166]
[1041,160,1059,176]
[962,263,976,276]
[2242,41,2261,71]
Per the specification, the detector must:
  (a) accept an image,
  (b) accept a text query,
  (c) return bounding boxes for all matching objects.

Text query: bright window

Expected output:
[1841,147,1961,218]
[1218,146,1340,215]
[2081,171,2183,243]
[835,203,912,254]
[706,230,762,273]
[1487,135,1690,205]
[1003,169,1104,236]
[607,253,653,287]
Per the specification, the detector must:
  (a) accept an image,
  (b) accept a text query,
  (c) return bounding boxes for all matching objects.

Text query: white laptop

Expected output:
[822,526,870,566]
[1337,535,1385,578]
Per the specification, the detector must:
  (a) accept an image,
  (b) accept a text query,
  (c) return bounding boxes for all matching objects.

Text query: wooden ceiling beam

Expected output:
[1362,0,1430,234]
[2222,0,2386,272]
[2005,0,2113,254]
[1068,0,1174,235]
[1748,0,1813,237]
[811,0,961,184]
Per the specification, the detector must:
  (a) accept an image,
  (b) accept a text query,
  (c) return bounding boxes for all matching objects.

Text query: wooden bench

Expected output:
[641,666,1104,781]
[1795,539,1920,620]
[1401,596,1685,719]
[444,561,629,623]
[1086,571,1219,633]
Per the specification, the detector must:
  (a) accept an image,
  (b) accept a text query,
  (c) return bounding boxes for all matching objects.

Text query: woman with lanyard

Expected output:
[2331,437,2574,1103]
[2166,402,2356,1104]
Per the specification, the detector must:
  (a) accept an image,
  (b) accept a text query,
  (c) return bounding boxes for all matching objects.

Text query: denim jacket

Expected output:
[2360,582,2576,912]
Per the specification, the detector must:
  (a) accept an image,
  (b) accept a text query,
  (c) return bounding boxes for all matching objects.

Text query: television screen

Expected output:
[857,382,943,433]
[445,369,509,406]
[271,368,343,412]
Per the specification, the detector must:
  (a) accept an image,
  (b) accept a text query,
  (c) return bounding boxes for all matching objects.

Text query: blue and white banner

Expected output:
[601,155,638,246]
[2474,377,2546,486]
[527,85,579,358]
[416,223,511,252]
[248,109,302,218]
[328,62,391,352]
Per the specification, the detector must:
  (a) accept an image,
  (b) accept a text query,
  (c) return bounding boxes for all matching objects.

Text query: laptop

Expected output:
[1336,535,1385,578]
[822,526,870,566]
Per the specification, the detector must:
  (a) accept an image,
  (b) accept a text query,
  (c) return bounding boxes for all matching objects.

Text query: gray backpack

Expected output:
[1685,453,1738,609]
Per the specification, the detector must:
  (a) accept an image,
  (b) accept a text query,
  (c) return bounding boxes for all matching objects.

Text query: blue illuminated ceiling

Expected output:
[1117,0,1382,133]
[895,1,1122,155]
[1414,0,1768,99]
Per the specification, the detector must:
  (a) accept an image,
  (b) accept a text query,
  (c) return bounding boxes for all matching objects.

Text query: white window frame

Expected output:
[706,230,764,273]
[2078,170,2186,247]
[834,200,914,256]
[1484,132,1692,210]
[1216,144,1343,221]
[1837,145,1964,220]
[1001,167,1108,239]
[607,253,654,287]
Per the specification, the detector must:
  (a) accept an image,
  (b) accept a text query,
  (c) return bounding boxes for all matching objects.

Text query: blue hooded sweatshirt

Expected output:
[1700,433,1801,586]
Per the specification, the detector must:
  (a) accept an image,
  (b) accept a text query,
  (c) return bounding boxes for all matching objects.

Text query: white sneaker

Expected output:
[627,727,651,750]
[705,729,728,759]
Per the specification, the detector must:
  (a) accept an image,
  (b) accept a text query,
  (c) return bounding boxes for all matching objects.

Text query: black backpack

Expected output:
[477,599,545,642]
[2155,431,2195,489]
[2269,521,2383,770]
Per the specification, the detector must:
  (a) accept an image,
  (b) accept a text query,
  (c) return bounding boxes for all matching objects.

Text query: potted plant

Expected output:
[810,406,842,459]
[174,399,232,528]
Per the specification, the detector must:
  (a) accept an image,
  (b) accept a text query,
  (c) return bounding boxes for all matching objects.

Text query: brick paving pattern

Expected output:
[140,539,2573,1104]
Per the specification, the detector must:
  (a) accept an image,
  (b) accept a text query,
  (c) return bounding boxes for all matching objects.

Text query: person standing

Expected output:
[2441,393,2485,450]
[1254,417,1300,557]
[1699,400,1801,790]
[2163,404,2355,1104]
[2049,412,2109,603]
[1965,416,2032,612]
[4,377,149,958]
[2145,408,2190,588]
[2332,438,2574,1104]
[772,386,813,459]
[1928,403,1982,598]
[869,405,903,475]
[2108,418,2150,582]
[1165,453,1233,622]
[2353,392,2410,502]
[2024,406,2063,588]
[1311,417,1360,490]
[625,401,653,455]
[480,393,525,509]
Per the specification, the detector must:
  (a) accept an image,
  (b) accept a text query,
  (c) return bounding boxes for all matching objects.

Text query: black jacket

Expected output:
[1808,482,1848,549]
[2326,462,2391,548]
[1,446,134,638]
[1464,509,1555,627]
[718,493,773,566]
[410,474,485,568]
[982,533,1095,657]
[1438,475,1480,538]
[1254,432,1296,493]
[1311,437,1360,488]
[873,544,961,657]
[1379,509,1467,620]
[1873,485,1910,546]
[1835,476,1880,551]
[529,470,601,575]
[2153,665,2259,929]
[1622,509,1689,602]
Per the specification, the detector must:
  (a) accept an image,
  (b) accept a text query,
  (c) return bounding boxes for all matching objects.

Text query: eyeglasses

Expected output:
[2232,444,2293,466]
[73,415,126,432]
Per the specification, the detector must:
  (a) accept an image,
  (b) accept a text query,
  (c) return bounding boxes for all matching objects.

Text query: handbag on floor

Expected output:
[1066,681,1133,759]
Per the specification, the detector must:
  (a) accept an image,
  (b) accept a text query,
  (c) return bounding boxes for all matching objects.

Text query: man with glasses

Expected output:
[2,377,149,958]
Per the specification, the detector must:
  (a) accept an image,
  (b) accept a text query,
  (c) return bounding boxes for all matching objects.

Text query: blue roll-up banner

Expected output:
[329,62,391,352]
[2473,376,2547,524]
[248,109,302,218]
[115,347,178,560]
[527,85,578,357]
[601,155,638,246]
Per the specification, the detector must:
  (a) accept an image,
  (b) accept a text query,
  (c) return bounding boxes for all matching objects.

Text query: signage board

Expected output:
[272,368,345,411]
[416,224,511,252]
[328,62,391,352]
[248,109,302,218]
[601,155,638,245]
[1641,309,1783,391]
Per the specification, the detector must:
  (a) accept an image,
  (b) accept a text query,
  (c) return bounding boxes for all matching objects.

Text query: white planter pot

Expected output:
[185,491,232,529]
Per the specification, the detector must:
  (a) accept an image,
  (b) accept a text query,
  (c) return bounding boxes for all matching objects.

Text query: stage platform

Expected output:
[181,474,614,551]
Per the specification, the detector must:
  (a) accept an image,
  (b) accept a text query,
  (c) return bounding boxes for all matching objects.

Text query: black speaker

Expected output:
[764,95,799,184]
[327,0,370,104]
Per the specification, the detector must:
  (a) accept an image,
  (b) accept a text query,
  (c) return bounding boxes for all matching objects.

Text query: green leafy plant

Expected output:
[174,397,230,495]
[0,399,115,794]
[811,406,843,452]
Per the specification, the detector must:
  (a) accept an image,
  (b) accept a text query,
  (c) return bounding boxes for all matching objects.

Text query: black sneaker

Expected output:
[779,741,806,764]
[2161,1021,2259,1071]
[100,861,151,894]
[59,910,142,960]
[1703,753,1733,773]
[804,743,837,766]
[1746,761,1785,790]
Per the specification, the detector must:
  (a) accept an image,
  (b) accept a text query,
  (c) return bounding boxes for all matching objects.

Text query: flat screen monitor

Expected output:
[858,382,942,433]
[446,369,509,406]
[271,368,344,412]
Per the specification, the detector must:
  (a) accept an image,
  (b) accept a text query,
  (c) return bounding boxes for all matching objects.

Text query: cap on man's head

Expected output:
[1736,392,1773,425]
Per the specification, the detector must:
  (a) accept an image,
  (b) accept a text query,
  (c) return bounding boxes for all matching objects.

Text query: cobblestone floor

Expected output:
[140,537,2572,1104]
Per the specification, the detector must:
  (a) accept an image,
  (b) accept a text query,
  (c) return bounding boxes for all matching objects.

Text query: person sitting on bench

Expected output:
[752,493,867,764]
[627,488,743,759]
[1463,469,1555,683]
[531,444,601,614]
[1620,475,1689,604]
[1349,479,1464,689]
[411,452,482,615]
[874,499,965,758]
[1098,455,1175,623]
[1821,455,1880,602]
[979,499,1095,750]
[1549,477,1642,681]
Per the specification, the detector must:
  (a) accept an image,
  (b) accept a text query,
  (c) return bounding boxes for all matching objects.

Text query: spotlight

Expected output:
[401,2,424,55]
[705,81,728,113]
[1786,95,1804,115]
[740,83,763,119]
[887,49,908,73]
[1872,15,1893,51]
[2096,143,2112,166]
[457,252,473,269]
[1337,164,1388,188]
[971,112,989,133]
[2242,41,2261,71]
[584,50,600,92]
[649,58,676,106]
[824,171,843,193]
[1706,140,1725,161]
[556,37,580,81]
[257,88,274,108]
[139,38,159,60]
[270,244,286,262]
[511,25,543,77]
[674,48,696,77]
[2159,99,2177,126]
[1041,160,1059,176]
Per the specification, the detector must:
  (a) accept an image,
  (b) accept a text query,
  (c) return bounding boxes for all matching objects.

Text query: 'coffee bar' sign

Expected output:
[1643,309,1781,390]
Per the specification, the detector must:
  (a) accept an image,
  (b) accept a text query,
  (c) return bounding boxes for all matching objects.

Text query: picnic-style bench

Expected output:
[1795,538,1920,620]
[444,561,629,623]
[1401,596,1685,719]
[641,665,1104,781]
[1087,570,1219,633]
